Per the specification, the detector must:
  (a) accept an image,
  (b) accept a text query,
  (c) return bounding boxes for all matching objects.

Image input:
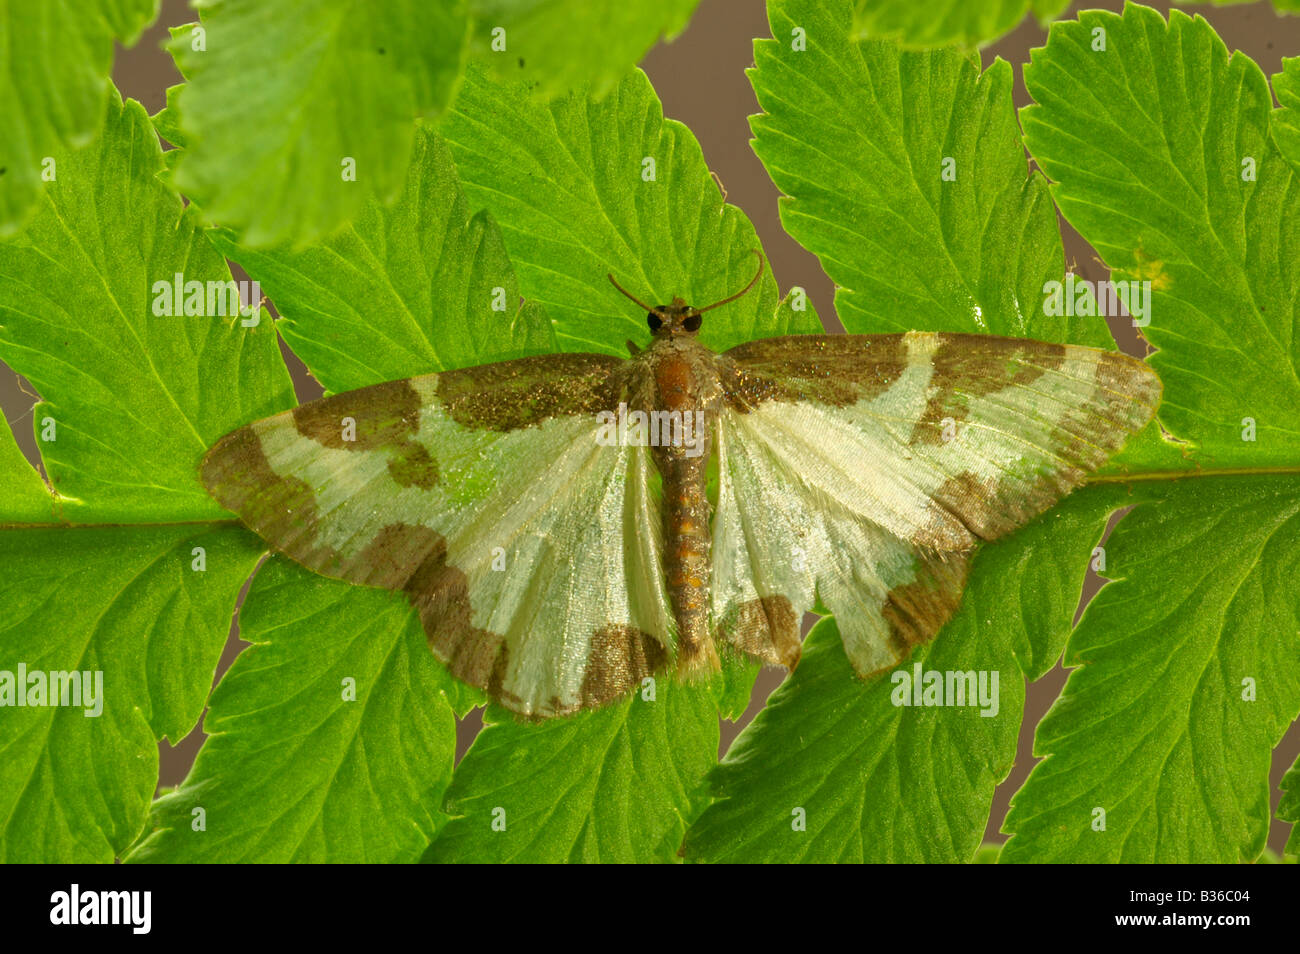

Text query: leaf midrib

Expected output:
[5,462,1300,532]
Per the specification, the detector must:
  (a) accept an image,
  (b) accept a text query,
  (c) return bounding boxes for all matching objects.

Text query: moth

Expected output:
[202,254,1161,718]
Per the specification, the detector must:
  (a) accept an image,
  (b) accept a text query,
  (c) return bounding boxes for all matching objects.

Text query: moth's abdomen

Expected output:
[658,449,716,678]
[649,353,720,680]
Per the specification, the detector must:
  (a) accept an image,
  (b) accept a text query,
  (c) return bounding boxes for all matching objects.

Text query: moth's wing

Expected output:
[711,331,1161,676]
[202,354,675,718]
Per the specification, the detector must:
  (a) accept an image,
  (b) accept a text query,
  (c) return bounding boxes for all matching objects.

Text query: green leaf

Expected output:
[209,127,555,394]
[151,83,188,151]
[1179,0,1300,14]
[851,0,1033,49]
[0,415,53,523]
[441,63,821,357]
[973,842,1003,862]
[1002,476,1300,862]
[684,487,1122,862]
[0,82,292,862]
[0,90,295,522]
[1271,57,1300,175]
[1257,847,1298,863]
[1029,0,1072,22]
[1021,4,1300,468]
[470,0,700,98]
[0,0,158,235]
[1280,754,1300,856]
[166,0,471,248]
[993,4,1300,863]
[125,558,458,863]
[752,0,1106,348]
[0,524,263,862]
[425,677,721,863]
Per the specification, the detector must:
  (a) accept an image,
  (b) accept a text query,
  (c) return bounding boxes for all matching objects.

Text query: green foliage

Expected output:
[127,558,458,863]
[207,129,556,394]
[0,524,264,862]
[1001,3,1300,861]
[1181,0,1300,14]
[1,0,1297,864]
[164,0,703,249]
[686,488,1124,862]
[1003,476,1300,862]
[1281,756,1300,856]
[0,0,158,235]
[1272,57,1300,173]
[1021,4,1300,469]
[441,64,820,356]
[0,91,294,523]
[0,411,52,523]
[0,89,289,861]
[166,0,470,248]
[470,0,700,98]
[752,0,1106,347]
[851,0,1061,49]
[425,679,718,863]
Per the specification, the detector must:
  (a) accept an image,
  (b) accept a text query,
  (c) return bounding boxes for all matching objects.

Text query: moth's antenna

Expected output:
[697,250,764,313]
[607,271,656,312]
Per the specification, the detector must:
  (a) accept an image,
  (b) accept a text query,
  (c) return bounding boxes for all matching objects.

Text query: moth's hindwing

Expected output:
[711,331,1161,678]
[201,355,674,719]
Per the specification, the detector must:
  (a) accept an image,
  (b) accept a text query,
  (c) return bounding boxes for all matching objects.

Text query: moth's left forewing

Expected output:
[712,332,1161,678]
[202,354,674,718]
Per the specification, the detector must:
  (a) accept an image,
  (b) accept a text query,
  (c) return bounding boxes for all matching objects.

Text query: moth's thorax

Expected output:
[630,335,724,420]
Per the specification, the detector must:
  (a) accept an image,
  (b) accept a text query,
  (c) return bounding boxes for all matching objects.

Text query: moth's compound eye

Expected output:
[647,313,663,331]
[682,313,702,332]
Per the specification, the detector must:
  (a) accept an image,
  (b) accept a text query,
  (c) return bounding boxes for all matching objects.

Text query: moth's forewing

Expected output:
[201,355,675,718]
[712,332,1161,678]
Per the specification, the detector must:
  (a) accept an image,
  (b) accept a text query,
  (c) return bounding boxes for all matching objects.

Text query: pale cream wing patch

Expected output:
[202,356,673,718]
[713,331,1160,676]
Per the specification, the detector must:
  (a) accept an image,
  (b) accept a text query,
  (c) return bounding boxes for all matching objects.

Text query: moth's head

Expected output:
[646,298,703,338]
[607,250,765,342]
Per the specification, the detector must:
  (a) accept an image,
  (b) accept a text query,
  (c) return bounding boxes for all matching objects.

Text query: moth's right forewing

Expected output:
[721,332,1161,549]
[712,332,1161,677]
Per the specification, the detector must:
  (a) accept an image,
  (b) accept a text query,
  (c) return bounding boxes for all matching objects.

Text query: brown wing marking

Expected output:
[291,379,440,489]
[201,423,342,573]
[715,594,802,668]
[720,334,908,411]
[436,352,625,430]
[909,337,1067,448]
[879,551,970,653]
[580,625,669,710]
